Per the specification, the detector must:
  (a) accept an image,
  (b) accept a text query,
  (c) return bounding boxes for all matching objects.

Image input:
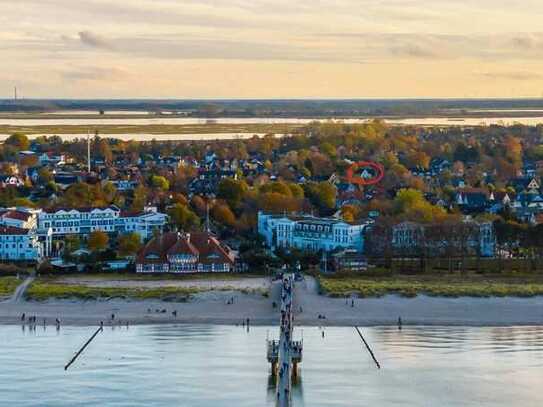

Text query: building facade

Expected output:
[391,219,496,257]
[136,232,236,273]
[0,226,43,262]
[38,206,167,240]
[258,211,373,253]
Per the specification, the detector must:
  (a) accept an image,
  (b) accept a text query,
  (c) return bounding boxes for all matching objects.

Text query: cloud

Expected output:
[477,71,543,81]
[62,66,128,81]
[78,31,114,50]
[390,44,439,59]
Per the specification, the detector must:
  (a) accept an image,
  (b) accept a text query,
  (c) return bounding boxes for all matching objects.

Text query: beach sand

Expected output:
[1,276,542,327]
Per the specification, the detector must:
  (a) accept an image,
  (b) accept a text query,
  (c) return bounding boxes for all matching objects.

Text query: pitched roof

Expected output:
[0,210,32,221]
[0,226,30,235]
[136,232,178,264]
[136,231,235,266]
[167,236,199,257]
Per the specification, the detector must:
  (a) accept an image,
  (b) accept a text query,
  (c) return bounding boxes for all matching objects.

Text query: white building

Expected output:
[38,152,66,166]
[38,205,168,240]
[258,211,373,253]
[391,219,495,257]
[0,226,44,262]
[0,208,39,229]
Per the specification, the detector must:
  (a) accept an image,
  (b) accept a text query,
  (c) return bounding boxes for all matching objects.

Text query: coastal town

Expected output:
[0,121,542,273]
[4,0,543,404]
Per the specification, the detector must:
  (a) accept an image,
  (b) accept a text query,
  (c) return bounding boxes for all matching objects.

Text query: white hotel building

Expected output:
[0,208,48,262]
[0,226,44,262]
[38,206,168,240]
[257,211,373,253]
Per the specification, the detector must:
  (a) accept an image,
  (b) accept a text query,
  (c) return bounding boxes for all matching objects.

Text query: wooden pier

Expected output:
[267,274,302,407]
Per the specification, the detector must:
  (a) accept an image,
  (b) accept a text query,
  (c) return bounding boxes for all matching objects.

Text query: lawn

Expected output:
[0,277,20,298]
[25,280,199,301]
[318,273,543,298]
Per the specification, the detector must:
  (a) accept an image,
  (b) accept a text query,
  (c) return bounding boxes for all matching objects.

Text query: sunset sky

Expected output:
[3,0,543,98]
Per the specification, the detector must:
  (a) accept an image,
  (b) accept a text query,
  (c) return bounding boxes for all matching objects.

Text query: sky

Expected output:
[2,0,543,99]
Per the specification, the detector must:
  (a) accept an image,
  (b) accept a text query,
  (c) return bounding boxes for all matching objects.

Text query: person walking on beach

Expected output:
[21,313,25,322]
[398,316,403,330]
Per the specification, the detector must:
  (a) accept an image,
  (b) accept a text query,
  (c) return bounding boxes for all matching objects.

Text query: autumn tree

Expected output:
[212,203,237,227]
[5,133,30,151]
[217,178,248,209]
[151,175,170,191]
[304,181,337,213]
[118,233,142,257]
[394,188,446,223]
[131,185,148,211]
[88,230,109,252]
[168,203,201,231]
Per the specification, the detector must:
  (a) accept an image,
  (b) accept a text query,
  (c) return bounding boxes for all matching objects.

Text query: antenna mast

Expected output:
[87,130,91,173]
[206,200,210,233]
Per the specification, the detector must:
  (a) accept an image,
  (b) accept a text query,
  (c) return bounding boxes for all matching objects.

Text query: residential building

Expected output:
[38,205,167,239]
[0,208,39,229]
[0,226,44,262]
[257,211,373,253]
[509,177,540,193]
[0,175,25,188]
[324,249,368,273]
[136,231,236,273]
[455,189,489,212]
[108,179,139,191]
[38,153,66,166]
[391,219,495,257]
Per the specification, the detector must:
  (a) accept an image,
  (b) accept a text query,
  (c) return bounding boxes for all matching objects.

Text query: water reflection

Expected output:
[0,325,541,406]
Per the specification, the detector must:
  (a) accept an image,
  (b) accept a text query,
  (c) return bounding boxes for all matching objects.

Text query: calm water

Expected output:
[0,325,542,406]
[3,116,543,126]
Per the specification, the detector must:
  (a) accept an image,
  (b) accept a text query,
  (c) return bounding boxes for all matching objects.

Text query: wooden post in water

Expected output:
[354,327,381,369]
[64,325,103,371]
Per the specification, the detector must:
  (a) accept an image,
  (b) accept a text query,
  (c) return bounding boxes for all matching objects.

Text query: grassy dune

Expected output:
[25,281,199,301]
[319,274,543,298]
[25,274,269,301]
[0,277,20,298]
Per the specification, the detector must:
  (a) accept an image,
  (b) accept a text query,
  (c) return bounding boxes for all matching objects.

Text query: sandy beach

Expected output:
[1,277,543,327]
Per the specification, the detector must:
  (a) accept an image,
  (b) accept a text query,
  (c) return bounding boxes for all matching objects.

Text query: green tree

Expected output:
[168,203,201,231]
[151,175,170,191]
[217,178,248,209]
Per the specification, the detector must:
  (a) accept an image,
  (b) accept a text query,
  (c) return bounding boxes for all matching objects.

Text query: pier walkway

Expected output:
[267,274,302,407]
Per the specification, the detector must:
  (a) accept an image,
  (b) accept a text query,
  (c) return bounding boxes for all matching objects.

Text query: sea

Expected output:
[0,324,542,406]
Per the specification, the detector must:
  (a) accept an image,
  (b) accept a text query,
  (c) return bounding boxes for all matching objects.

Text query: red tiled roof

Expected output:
[136,231,235,266]
[0,210,32,221]
[167,236,199,257]
[0,226,30,235]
